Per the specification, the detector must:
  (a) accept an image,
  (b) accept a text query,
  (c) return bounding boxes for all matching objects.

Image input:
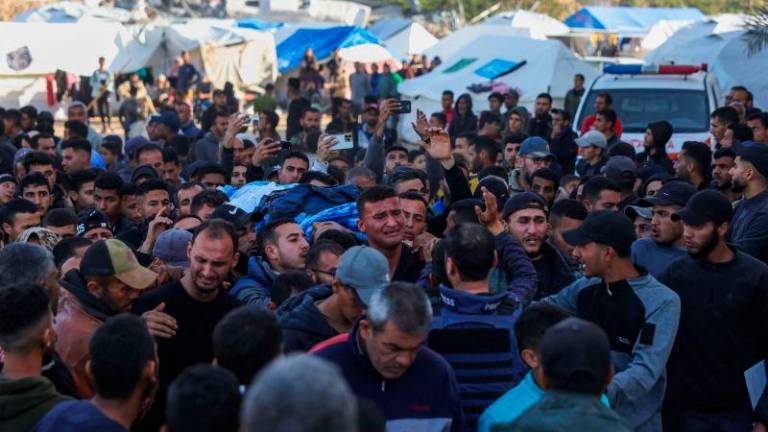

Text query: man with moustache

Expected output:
[711,147,740,202]
[659,190,768,432]
[132,220,242,431]
[504,192,574,299]
[728,145,768,264]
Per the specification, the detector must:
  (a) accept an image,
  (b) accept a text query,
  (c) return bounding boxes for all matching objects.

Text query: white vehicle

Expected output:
[574,64,722,155]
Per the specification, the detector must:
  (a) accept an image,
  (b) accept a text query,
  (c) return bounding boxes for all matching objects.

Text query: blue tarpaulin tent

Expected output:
[276,26,385,72]
[236,17,284,31]
[564,6,704,36]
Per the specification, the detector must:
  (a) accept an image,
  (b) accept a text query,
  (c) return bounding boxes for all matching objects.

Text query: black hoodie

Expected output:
[277,284,337,353]
[638,121,674,178]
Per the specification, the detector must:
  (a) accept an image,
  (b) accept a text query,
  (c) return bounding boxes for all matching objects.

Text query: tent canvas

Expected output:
[382,22,438,58]
[423,25,530,63]
[12,1,135,23]
[398,35,596,142]
[564,6,705,37]
[647,27,768,109]
[484,10,570,39]
[368,17,411,41]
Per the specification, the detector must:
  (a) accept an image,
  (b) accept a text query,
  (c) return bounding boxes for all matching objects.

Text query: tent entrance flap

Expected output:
[443,58,477,74]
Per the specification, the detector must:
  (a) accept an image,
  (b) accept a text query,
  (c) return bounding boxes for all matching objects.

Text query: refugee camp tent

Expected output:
[647,20,768,109]
[423,25,530,64]
[369,18,438,59]
[160,21,278,91]
[640,20,697,52]
[398,34,597,142]
[276,26,393,72]
[12,1,135,23]
[564,6,705,37]
[483,10,570,40]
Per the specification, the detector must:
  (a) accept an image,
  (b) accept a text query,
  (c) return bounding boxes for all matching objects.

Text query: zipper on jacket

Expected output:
[381,380,386,392]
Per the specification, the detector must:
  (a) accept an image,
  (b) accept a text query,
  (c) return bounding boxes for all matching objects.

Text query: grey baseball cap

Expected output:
[153,229,193,267]
[576,131,608,149]
[336,246,390,306]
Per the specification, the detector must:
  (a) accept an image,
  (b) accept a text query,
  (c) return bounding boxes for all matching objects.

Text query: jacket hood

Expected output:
[59,269,115,321]
[279,288,335,338]
[437,285,507,315]
[0,376,62,420]
[246,256,279,287]
[276,284,332,319]
[648,121,673,149]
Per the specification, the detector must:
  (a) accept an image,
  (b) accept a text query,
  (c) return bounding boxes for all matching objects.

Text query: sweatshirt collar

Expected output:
[438,285,506,315]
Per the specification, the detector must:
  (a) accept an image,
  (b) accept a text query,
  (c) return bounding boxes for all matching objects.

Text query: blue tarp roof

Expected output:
[276,26,383,72]
[236,17,284,31]
[564,6,704,35]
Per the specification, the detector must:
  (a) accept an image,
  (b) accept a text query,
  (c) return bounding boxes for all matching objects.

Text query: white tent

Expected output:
[381,22,438,59]
[159,21,278,91]
[398,34,597,142]
[641,20,695,52]
[483,10,570,40]
[12,1,137,23]
[647,25,768,109]
[423,25,531,63]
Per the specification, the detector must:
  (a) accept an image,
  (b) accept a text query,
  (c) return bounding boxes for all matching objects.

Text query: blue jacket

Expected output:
[314,321,467,432]
[540,273,680,432]
[429,286,526,431]
[277,284,337,353]
[230,257,276,308]
[478,372,612,432]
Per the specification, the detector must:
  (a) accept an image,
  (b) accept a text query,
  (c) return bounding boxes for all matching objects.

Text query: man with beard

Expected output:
[727,145,768,264]
[711,147,740,202]
[290,107,321,153]
[509,137,554,194]
[631,182,696,278]
[575,131,608,178]
[55,239,157,398]
[674,141,712,190]
[470,136,501,175]
[527,93,552,139]
[659,190,768,432]
[504,192,574,299]
[541,211,680,432]
[132,220,242,432]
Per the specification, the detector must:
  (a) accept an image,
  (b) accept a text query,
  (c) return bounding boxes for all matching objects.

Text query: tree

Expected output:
[745,3,768,56]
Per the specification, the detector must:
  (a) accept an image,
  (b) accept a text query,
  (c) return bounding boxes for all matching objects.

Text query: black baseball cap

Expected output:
[539,317,611,392]
[637,181,696,208]
[211,204,250,230]
[131,165,159,183]
[672,189,732,226]
[562,210,636,254]
[502,192,547,221]
[736,144,768,178]
[77,209,113,237]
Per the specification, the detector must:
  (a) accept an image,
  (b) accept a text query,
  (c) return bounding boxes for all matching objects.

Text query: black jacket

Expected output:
[278,284,337,353]
[550,129,578,175]
[532,242,576,300]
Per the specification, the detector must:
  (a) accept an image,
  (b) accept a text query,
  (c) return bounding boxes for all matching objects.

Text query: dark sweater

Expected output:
[659,251,768,412]
[132,281,241,431]
[729,189,768,264]
[314,321,467,432]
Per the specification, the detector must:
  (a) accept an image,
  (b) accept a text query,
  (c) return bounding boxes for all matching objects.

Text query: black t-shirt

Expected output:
[393,244,425,283]
[131,280,241,431]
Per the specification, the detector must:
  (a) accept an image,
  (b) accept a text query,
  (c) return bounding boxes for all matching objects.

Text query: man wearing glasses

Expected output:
[279,246,391,353]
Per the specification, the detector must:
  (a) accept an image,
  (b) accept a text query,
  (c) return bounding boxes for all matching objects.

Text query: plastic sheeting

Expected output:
[564,6,705,36]
[423,25,530,63]
[276,26,390,72]
[235,17,284,31]
[12,1,135,23]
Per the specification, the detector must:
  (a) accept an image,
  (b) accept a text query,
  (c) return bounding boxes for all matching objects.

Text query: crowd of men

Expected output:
[0,63,767,432]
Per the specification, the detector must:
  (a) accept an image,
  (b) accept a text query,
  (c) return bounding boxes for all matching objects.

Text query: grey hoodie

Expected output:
[540,273,680,432]
[0,375,72,431]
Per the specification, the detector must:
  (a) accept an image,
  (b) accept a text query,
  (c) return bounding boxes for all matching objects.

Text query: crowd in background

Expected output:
[0,49,767,432]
